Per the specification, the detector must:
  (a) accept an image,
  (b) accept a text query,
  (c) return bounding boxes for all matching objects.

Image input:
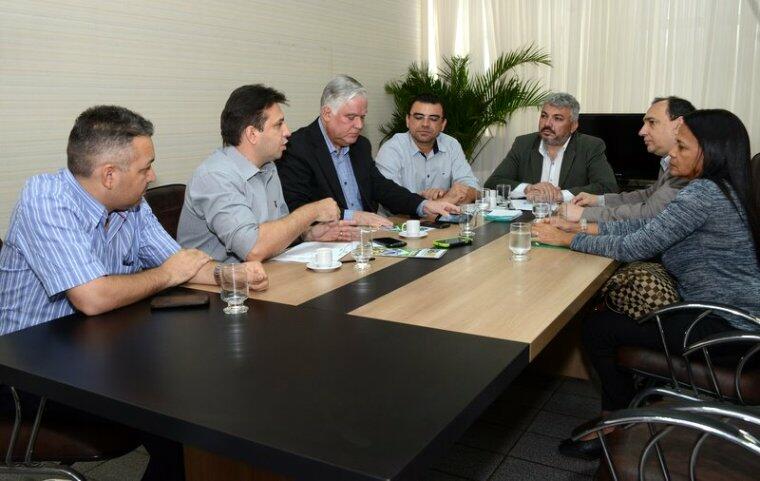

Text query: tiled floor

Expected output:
[427,370,601,481]
[0,370,602,481]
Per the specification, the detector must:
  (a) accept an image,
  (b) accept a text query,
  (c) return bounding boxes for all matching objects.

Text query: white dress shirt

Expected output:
[512,136,573,201]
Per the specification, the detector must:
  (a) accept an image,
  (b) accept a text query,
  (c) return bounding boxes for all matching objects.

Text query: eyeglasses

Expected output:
[410,113,443,123]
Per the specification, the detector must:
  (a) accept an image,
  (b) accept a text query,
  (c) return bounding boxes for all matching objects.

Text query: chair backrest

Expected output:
[577,403,760,481]
[143,184,186,240]
[623,302,760,405]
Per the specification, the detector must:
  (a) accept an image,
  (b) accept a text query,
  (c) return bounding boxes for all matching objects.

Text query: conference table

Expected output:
[0,215,616,480]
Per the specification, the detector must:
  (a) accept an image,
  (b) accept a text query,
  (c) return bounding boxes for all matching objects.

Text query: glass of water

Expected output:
[475,188,490,213]
[351,227,373,271]
[509,222,531,261]
[532,194,551,222]
[496,184,511,207]
[220,264,249,314]
[459,204,477,237]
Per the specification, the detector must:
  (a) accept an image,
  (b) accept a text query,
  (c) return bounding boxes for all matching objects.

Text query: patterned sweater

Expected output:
[571,179,760,331]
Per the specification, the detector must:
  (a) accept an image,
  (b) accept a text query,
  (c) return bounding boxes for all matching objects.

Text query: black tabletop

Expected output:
[0,291,527,480]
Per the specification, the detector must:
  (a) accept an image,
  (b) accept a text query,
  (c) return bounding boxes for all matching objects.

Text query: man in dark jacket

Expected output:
[278,75,458,227]
[485,92,618,202]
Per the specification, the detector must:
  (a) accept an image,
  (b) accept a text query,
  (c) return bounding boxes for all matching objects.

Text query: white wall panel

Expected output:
[0,0,421,235]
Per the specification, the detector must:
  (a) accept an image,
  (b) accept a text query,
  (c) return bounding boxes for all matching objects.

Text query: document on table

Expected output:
[510,199,533,211]
[484,209,522,222]
[271,242,354,263]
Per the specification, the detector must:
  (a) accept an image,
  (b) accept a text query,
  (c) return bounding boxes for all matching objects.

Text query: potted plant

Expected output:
[381,44,551,163]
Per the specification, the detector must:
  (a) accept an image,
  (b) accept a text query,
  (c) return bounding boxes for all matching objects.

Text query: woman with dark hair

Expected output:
[532,109,760,459]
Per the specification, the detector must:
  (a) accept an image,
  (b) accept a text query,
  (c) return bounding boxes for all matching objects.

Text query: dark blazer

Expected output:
[484,132,618,195]
[278,119,425,215]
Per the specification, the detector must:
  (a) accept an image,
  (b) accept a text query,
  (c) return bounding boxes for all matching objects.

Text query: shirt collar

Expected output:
[538,134,572,159]
[62,168,110,228]
[405,131,443,158]
[318,118,349,156]
[660,155,670,172]
[223,145,263,180]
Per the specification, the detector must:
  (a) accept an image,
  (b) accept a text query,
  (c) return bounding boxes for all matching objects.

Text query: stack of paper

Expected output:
[484,209,522,222]
[271,242,354,263]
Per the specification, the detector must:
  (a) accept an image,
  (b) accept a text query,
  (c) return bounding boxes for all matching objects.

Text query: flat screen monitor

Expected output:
[578,113,660,182]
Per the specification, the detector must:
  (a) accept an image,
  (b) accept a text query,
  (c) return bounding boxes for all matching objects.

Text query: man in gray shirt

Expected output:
[376,93,478,205]
[178,85,346,262]
[565,96,695,222]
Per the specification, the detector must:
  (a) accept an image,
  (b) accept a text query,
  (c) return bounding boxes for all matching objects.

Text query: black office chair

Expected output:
[0,388,142,480]
[615,302,760,405]
[143,184,186,240]
[574,401,760,480]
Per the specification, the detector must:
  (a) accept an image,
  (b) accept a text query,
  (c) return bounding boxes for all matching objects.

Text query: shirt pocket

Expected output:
[0,244,30,272]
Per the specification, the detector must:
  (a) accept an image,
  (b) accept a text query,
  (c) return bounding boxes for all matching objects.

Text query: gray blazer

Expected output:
[581,168,690,221]
[484,132,618,195]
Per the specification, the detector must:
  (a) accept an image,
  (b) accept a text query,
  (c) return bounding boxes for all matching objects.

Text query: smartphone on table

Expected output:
[433,237,473,248]
[374,237,407,248]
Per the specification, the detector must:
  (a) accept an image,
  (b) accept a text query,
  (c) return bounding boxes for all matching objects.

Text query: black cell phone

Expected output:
[374,237,407,248]
[150,292,210,310]
[421,220,450,229]
[438,214,462,223]
[433,237,473,248]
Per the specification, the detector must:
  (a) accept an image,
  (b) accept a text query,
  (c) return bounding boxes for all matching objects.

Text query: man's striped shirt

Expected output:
[0,169,179,334]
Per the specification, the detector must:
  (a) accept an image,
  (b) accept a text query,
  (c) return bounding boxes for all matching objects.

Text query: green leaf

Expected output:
[380,44,552,162]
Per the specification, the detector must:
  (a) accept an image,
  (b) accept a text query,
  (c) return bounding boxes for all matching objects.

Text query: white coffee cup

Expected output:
[402,219,420,235]
[314,247,333,267]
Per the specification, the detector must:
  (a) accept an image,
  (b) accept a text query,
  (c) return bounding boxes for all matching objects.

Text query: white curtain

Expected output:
[423,0,760,180]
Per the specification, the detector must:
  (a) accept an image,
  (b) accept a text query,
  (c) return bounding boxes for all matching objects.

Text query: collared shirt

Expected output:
[598,155,670,207]
[375,131,479,194]
[317,119,363,220]
[177,146,289,262]
[512,136,573,202]
[0,169,179,335]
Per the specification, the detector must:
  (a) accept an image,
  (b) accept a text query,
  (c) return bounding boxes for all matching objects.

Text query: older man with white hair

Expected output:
[278,75,459,227]
[484,92,618,203]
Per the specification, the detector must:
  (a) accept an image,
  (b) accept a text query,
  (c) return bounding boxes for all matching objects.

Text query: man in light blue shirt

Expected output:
[0,106,268,335]
[178,84,346,261]
[376,94,479,205]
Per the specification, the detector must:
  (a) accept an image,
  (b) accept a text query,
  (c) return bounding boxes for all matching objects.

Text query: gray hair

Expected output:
[67,105,153,177]
[320,75,367,113]
[543,92,580,121]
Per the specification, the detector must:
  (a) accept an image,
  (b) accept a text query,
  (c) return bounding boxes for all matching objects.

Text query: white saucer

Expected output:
[398,230,428,239]
[306,261,342,272]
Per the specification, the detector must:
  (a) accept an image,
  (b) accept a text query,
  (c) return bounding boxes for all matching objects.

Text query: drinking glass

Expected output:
[474,188,490,213]
[220,264,249,314]
[459,204,477,237]
[496,184,511,207]
[532,194,551,222]
[508,222,531,261]
[351,227,373,271]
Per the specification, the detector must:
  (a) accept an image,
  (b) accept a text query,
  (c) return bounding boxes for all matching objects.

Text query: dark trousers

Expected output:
[582,309,733,411]
[0,388,185,481]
